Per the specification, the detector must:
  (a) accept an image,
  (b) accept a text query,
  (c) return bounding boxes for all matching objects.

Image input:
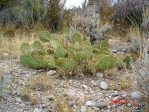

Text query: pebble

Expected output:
[48,95,55,101]
[85,101,95,107]
[96,72,104,78]
[96,101,107,109]
[131,91,141,99]
[81,106,87,112]
[47,70,56,76]
[111,91,119,97]
[82,84,88,89]
[113,96,121,100]
[100,81,108,90]
[16,97,21,102]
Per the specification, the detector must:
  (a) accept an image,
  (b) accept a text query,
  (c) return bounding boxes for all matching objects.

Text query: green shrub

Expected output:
[115,56,126,69]
[123,55,133,69]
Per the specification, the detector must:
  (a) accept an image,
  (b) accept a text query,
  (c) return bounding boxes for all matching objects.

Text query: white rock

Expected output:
[47,70,56,76]
[113,96,121,100]
[81,106,87,112]
[96,72,104,78]
[16,97,21,102]
[131,91,141,99]
[85,101,95,106]
[65,89,76,97]
[48,95,55,101]
[82,84,88,89]
[96,101,107,109]
[100,81,108,90]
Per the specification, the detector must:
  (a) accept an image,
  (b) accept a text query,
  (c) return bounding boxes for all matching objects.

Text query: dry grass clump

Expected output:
[20,86,38,105]
[20,74,52,104]
[119,76,132,90]
[27,74,52,91]
[104,68,117,77]
[56,97,72,112]
[0,33,36,58]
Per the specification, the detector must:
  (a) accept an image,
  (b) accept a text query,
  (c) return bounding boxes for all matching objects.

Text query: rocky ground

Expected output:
[0,59,148,112]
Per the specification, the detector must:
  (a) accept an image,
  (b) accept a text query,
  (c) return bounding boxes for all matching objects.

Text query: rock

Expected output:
[35,108,42,112]
[82,84,88,89]
[111,91,119,97]
[85,101,95,107]
[68,100,76,107]
[64,89,76,97]
[96,101,107,109]
[113,96,121,100]
[81,106,87,112]
[47,70,56,76]
[112,50,117,53]
[131,91,141,99]
[16,97,21,102]
[96,72,104,78]
[99,81,108,90]
[48,95,55,101]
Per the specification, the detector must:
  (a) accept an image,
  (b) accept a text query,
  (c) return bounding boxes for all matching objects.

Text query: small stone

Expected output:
[81,106,87,112]
[65,89,76,97]
[85,101,95,106]
[111,91,119,97]
[113,96,121,100]
[112,50,117,53]
[131,91,141,99]
[82,84,88,89]
[96,101,107,109]
[47,70,56,76]
[48,95,55,101]
[35,108,42,112]
[16,97,21,102]
[96,72,104,78]
[100,81,108,90]
[68,100,76,107]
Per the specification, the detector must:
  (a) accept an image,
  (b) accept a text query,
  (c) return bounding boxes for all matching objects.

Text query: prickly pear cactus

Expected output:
[20,43,30,55]
[39,31,50,42]
[33,41,43,51]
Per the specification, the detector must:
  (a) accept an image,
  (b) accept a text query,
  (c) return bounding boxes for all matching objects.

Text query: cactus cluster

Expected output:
[20,31,116,76]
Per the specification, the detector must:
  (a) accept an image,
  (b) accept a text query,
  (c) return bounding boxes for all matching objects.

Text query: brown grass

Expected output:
[0,32,36,59]
[56,97,72,112]
[28,74,52,91]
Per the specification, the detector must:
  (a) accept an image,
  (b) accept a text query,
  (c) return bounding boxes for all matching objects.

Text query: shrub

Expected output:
[71,5,112,44]
[123,55,133,69]
[115,56,126,69]
[114,0,146,27]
